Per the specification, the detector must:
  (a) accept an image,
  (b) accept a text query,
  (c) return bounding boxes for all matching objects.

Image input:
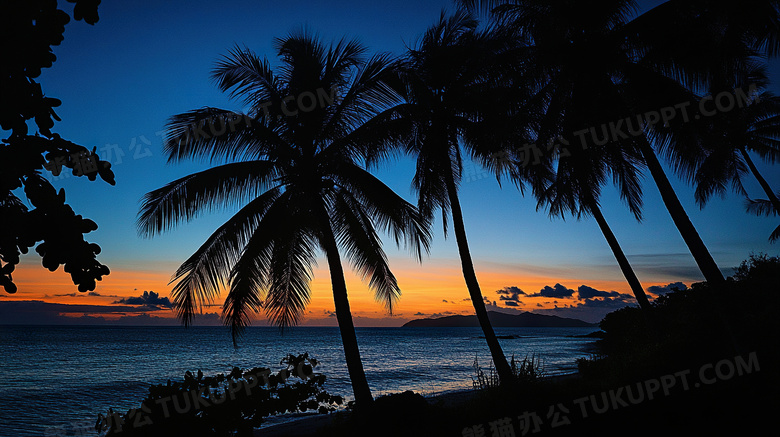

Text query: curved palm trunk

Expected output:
[638,139,725,284]
[444,173,514,384]
[318,210,374,406]
[587,201,652,312]
[741,148,780,213]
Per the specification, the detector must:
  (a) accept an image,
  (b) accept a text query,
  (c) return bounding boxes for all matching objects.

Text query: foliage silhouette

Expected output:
[579,253,779,382]
[0,0,113,294]
[95,353,342,437]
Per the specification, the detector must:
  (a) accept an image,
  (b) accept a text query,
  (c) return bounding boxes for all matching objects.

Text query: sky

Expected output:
[2,0,779,327]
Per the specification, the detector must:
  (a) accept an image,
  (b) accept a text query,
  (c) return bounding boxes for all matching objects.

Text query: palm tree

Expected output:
[657,69,780,243]
[137,34,431,407]
[390,10,516,383]
[532,127,653,314]
[462,0,731,285]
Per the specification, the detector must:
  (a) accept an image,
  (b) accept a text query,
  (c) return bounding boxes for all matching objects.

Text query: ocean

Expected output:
[0,325,599,436]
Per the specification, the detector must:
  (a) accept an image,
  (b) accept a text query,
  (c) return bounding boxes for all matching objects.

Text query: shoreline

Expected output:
[255,372,580,436]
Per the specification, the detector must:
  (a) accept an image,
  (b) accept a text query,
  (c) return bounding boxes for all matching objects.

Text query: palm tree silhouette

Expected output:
[661,74,780,243]
[389,10,515,383]
[533,127,653,313]
[642,2,780,242]
[137,34,431,406]
[463,0,731,285]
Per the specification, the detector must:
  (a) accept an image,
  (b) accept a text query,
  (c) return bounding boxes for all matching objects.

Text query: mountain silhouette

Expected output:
[402,311,595,328]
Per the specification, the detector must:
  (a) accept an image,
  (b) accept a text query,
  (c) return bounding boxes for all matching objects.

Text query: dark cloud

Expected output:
[496,286,525,296]
[414,312,426,316]
[87,291,120,298]
[647,282,688,295]
[529,283,575,298]
[496,286,525,305]
[113,291,172,309]
[442,299,449,303]
[534,294,637,324]
[577,285,621,299]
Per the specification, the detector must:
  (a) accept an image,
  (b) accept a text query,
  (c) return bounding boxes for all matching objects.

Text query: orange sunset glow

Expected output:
[6,255,678,326]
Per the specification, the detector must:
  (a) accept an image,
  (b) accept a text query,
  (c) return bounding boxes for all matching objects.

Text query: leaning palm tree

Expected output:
[463,0,730,285]
[137,34,431,407]
[532,126,654,314]
[390,10,516,383]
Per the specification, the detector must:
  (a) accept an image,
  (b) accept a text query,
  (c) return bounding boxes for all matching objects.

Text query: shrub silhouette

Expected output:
[95,353,343,437]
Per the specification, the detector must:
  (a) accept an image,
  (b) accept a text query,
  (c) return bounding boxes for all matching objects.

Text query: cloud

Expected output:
[530,283,575,298]
[87,291,120,298]
[496,286,525,297]
[647,282,688,295]
[414,312,426,316]
[577,285,621,299]
[533,293,637,324]
[496,286,525,305]
[113,291,172,309]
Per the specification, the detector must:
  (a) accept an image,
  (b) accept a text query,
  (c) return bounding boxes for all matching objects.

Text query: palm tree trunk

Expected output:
[586,199,665,340]
[587,201,653,312]
[444,172,514,384]
[741,148,780,213]
[318,209,374,406]
[638,139,725,284]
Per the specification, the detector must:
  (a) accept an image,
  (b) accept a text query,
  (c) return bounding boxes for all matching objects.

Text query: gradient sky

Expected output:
[2,0,779,326]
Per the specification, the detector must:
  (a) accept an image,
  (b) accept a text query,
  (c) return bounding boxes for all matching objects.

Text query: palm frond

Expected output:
[168,187,282,326]
[222,198,292,345]
[331,189,400,313]
[137,160,276,236]
[212,46,281,110]
[164,108,285,164]
[263,223,317,329]
[335,162,432,260]
[745,196,779,217]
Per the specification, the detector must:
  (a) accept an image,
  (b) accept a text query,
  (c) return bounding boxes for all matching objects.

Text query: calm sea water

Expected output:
[0,325,598,436]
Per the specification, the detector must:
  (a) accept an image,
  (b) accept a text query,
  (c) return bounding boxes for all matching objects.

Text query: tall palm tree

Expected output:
[462,0,730,285]
[137,34,431,407]
[532,126,653,314]
[390,10,516,383]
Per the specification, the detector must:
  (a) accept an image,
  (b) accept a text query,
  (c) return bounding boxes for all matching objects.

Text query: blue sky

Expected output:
[6,0,779,325]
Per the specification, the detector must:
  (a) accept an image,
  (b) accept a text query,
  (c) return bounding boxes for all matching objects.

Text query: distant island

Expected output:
[402,311,595,328]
